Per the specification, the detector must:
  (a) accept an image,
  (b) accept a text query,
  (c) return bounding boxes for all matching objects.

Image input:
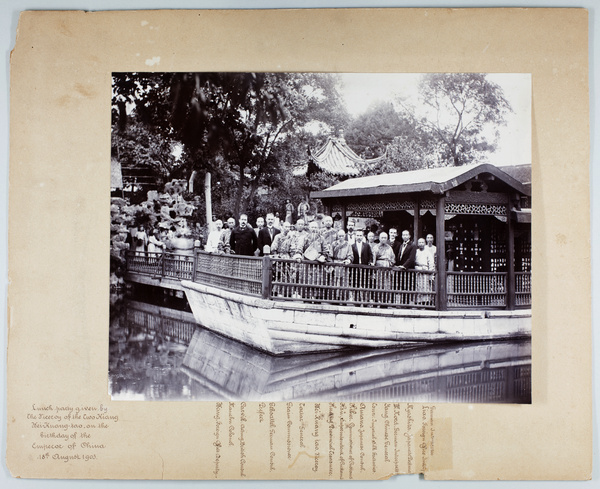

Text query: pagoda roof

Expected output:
[295,134,385,177]
[311,163,531,199]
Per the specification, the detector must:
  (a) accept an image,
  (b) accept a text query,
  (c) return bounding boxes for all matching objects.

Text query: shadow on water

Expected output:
[109,290,531,403]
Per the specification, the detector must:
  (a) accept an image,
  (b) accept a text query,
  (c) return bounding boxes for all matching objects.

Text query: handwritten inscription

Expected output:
[206,401,441,479]
[405,403,414,473]
[239,402,247,477]
[312,403,321,473]
[27,403,117,463]
[213,402,223,478]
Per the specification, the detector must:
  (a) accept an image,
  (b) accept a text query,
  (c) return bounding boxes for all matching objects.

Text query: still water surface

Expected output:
[109,290,531,403]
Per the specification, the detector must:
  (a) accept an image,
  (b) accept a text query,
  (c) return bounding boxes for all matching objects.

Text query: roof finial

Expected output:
[338,129,345,143]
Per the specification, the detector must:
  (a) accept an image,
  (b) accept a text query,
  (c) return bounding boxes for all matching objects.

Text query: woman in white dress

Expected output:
[134,227,148,256]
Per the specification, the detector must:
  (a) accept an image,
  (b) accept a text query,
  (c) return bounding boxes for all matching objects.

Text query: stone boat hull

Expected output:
[181,280,531,356]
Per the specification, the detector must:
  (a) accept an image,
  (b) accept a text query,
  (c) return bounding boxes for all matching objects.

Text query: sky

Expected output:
[337,73,531,167]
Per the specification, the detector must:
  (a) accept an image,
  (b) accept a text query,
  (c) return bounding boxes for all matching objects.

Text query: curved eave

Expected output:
[311,164,530,200]
[436,164,530,196]
[312,181,441,199]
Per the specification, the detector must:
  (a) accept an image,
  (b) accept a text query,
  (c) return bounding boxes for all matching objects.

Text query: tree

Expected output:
[399,73,512,166]
[112,73,188,191]
[167,72,349,216]
[345,100,412,159]
[111,72,350,219]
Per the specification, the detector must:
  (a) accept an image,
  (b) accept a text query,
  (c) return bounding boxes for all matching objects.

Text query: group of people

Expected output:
[204,213,437,267]
[202,211,438,306]
[126,225,173,255]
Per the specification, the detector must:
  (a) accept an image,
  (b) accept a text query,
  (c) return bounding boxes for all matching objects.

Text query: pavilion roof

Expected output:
[295,133,385,177]
[311,163,531,199]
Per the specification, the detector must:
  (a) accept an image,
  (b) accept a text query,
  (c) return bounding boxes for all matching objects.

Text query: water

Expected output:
[109,289,531,403]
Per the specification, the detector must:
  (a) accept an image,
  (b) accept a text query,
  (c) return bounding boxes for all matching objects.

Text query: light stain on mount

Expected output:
[555,233,568,245]
[74,83,96,99]
[58,20,74,38]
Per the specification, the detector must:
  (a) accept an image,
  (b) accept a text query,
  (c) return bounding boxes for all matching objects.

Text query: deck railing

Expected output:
[126,251,195,280]
[270,259,436,308]
[125,251,531,310]
[515,272,532,307]
[447,272,507,308]
[194,252,263,296]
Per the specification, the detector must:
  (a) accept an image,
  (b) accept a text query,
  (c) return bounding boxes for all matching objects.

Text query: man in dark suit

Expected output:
[397,229,416,269]
[350,229,373,304]
[257,213,281,256]
[396,229,417,304]
[351,229,373,266]
[230,213,258,256]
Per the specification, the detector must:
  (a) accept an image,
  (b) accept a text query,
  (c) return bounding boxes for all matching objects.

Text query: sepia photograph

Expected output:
[108,72,532,403]
[6,6,592,482]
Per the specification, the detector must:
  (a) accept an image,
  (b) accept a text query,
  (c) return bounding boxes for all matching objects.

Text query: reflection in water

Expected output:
[109,296,531,403]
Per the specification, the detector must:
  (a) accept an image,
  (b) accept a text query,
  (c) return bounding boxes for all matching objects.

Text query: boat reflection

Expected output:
[109,298,531,403]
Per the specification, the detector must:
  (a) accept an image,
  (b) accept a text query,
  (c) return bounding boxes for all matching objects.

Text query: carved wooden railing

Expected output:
[125,251,531,310]
[125,251,195,280]
[447,272,507,308]
[515,272,532,307]
[270,259,436,309]
[194,252,263,297]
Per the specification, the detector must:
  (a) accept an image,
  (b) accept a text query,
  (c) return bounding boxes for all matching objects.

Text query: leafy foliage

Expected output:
[111,72,513,228]
[399,73,512,166]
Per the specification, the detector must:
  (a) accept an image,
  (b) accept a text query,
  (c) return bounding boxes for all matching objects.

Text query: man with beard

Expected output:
[257,213,280,256]
[254,216,265,236]
[351,228,374,304]
[346,219,356,246]
[229,214,258,256]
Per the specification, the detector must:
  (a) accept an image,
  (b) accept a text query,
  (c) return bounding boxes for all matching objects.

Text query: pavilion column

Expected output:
[436,195,447,311]
[204,172,212,225]
[341,203,347,231]
[506,196,516,310]
[413,197,420,240]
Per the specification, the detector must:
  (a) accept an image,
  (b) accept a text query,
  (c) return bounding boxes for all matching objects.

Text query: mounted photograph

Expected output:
[109,72,532,403]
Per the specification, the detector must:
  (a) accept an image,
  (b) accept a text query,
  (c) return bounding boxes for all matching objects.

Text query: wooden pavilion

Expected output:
[311,163,532,311]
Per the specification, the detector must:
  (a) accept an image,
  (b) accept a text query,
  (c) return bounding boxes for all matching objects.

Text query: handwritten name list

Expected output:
[211,401,446,479]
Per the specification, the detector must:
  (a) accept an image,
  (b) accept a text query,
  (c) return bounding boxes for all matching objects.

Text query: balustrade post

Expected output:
[262,256,273,300]
[506,197,516,310]
[436,195,447,310]
[192,249,198,282]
